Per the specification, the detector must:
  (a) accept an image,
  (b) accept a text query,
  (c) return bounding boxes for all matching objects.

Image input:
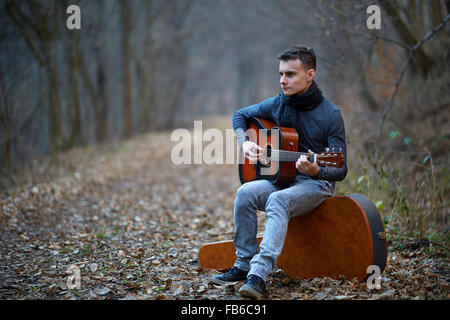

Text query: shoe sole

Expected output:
[239,284,264,299]
[210,277,239,286]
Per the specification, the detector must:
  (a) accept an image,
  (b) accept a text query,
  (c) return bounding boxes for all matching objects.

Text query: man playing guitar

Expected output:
[210,46,348,299]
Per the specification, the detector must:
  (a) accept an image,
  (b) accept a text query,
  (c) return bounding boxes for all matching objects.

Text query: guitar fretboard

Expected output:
[273,150,314,162]
[265,149,316,162]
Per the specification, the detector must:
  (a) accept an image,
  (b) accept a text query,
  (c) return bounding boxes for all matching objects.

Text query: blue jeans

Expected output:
[233,174,335,281]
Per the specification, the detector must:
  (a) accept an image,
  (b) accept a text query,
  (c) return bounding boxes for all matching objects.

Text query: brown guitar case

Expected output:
[198,194,387,282]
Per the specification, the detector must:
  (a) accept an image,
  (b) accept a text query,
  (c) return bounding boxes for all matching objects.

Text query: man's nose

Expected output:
[280,76,287,84]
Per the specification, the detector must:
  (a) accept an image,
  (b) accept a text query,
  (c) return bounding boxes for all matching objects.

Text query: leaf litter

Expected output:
[0,119,448,300]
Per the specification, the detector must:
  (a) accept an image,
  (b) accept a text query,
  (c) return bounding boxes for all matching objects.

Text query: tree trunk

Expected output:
[0,68,12,169]
[78,51,103,142]
[381,1,431,75]
[48,42,65,153]
[94,0,109,142]
[121,0,133,138]
[68,32,82,148]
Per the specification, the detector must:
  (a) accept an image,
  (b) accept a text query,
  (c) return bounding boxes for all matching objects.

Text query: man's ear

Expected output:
[307,69,316,82]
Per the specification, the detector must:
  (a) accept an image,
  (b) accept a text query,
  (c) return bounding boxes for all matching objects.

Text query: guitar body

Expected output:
[239,117,298,186]
[238,117,344,186]
[198,194,387,282]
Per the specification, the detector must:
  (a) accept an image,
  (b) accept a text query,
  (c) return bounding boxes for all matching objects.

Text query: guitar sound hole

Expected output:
[260,145,272,167]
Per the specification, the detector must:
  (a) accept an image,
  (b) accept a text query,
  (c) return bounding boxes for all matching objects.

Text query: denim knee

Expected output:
[235,184,253,207]
[265,192,290,219]
[235,182,263,211]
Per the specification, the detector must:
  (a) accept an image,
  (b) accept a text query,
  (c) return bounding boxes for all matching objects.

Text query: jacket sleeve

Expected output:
[315,109,348,182]
[232,96,278,148]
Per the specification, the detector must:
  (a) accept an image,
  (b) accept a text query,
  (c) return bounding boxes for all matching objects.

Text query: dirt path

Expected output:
[0,117,448,300]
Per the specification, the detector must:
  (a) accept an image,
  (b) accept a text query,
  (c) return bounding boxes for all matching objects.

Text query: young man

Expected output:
[210,46,348,299]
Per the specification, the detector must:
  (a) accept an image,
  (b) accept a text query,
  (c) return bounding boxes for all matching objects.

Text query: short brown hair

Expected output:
[277,46,316,70]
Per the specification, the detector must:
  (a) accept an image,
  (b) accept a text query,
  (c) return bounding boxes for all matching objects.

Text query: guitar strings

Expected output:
[263,149,340,163]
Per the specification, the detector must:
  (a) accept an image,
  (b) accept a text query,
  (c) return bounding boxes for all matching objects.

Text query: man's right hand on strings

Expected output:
[242,141,263,162]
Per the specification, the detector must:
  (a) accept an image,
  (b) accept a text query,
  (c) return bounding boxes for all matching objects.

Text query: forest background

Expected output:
[0,0,448,300]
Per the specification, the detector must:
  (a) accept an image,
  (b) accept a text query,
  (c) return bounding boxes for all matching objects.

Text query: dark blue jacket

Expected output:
[232,94,347,184]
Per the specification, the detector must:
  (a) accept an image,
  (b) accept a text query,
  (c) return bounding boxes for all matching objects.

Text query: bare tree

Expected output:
[121,0,133,138]
[5,0,67,152]
[0,67,12,168]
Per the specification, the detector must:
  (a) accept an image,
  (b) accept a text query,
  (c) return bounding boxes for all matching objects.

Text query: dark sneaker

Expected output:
[210,267,248,285]
[239,274,265,299]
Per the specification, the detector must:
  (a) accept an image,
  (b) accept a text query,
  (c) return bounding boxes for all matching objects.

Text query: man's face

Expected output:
[279,59,315,96]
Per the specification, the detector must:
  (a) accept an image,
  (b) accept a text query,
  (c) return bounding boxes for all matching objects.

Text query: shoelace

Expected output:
[248,275,264,287]
[230,267,242,275]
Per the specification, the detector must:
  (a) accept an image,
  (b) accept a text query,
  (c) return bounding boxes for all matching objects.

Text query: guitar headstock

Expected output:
[317,148,345,168]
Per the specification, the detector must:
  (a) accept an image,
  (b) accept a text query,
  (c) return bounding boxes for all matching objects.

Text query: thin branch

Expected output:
[306,0,411,49]
[375,14,450,157]
[339,24,411,50]
[4,1,46,65]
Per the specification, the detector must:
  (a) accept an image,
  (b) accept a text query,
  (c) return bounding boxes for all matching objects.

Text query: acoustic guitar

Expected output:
[239,116,344,186]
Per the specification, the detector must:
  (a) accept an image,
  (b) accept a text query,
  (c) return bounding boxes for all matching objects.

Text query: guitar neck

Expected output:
[271,149,317,163]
